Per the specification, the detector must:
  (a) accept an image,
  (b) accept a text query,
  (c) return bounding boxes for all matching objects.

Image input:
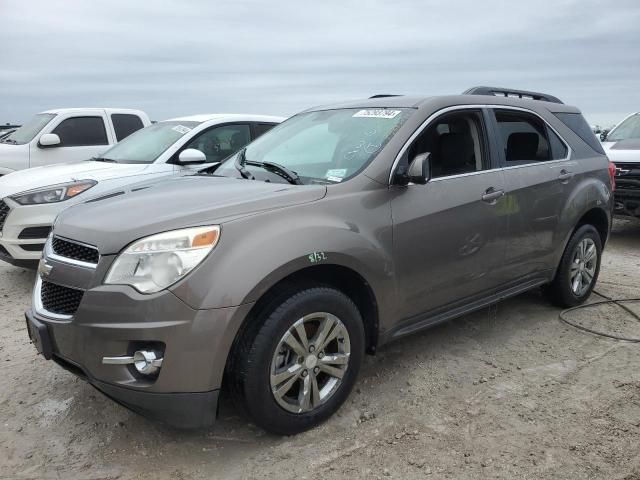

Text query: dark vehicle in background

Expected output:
[601,112,640,217]
[26,87,614,435]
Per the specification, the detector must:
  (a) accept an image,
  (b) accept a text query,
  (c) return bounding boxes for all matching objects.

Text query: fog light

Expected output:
[133,350,163,375]
[102,350,163,376]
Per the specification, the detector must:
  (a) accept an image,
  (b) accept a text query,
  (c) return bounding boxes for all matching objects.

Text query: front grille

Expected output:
[52,237,99,264]
[0,201,9,232]
[40,281,84,316]
[19,226,52,240]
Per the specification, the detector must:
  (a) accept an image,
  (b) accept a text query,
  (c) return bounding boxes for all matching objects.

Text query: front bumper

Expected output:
[27,259,254,427]
[0,198,60,265]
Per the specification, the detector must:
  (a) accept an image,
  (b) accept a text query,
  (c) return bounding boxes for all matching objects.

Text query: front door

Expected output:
[391,108,507,321]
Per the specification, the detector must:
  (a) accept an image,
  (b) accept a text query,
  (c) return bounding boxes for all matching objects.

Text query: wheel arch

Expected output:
[222,263,381,391]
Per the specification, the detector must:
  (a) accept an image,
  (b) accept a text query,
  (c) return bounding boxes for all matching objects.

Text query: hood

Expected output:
[602,139,640,164]
[54,175,327,254]
[0,161,154,198]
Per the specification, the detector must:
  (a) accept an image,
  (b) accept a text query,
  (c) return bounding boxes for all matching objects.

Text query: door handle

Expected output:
[481,187,505,204]
[558,169,574,182]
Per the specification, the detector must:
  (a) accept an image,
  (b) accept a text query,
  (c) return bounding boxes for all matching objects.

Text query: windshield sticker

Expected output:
[326,168,347,179]
[326,176,343,183]
[172,125,192,134]
[353,109,401,119]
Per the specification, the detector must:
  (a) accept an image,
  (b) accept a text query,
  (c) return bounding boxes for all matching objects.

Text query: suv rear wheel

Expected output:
[232,287,364,435]
[547,224,602,307]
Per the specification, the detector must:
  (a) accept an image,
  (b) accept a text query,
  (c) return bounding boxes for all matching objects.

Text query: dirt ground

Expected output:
[1,218,639,480]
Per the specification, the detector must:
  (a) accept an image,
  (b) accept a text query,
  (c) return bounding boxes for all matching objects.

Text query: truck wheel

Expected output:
[547,224,602,308]
[233,287,364,435]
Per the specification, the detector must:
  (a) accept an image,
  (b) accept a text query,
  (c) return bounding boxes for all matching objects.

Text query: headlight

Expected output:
[104,226,220,294]
[10,180,97,205]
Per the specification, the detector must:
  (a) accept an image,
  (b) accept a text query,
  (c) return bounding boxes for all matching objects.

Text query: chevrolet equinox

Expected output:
[26,87,614,435]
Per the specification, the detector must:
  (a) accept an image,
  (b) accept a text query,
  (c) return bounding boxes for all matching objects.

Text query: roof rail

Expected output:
[463,86,563,104]
[369,94,403,99]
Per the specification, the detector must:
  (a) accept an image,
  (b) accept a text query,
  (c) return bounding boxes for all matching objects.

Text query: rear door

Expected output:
[490,108,574,283]
[30,114,111,167]
[391,108,508,321]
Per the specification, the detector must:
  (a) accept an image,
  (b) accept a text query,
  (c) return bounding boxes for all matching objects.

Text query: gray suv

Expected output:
[25,87,614,434]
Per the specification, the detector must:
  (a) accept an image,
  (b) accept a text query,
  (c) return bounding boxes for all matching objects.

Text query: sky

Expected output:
[1,0,639,127]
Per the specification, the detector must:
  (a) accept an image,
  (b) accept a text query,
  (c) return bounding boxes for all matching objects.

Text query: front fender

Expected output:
[170,196,396,316]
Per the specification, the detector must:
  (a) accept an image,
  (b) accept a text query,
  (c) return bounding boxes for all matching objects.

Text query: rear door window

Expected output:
[493,110,552,165]
[111,114,145,141]
[52,116,108,146]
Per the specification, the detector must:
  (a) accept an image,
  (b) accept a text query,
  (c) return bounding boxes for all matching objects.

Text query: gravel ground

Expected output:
[1,218,639,480]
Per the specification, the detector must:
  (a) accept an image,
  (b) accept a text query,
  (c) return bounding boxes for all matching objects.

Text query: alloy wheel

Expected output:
[270,312,351,414]
[570,238,597,296]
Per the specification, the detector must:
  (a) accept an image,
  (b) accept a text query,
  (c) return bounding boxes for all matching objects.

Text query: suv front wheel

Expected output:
[547,224,602,308]
[232,287,365,435]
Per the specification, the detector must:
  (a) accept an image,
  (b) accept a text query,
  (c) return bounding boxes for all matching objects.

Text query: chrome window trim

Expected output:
[47,235,99,269]
[388,104,573,185]
[33,276,74,321]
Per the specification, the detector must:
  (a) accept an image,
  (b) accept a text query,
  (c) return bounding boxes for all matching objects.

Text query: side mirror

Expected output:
[177,148,207,164]
[600,130,609,142]
[39,133,61,148]
[407,152,430,185]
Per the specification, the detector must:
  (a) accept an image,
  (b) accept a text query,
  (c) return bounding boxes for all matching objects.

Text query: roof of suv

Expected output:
[305,90,580,115]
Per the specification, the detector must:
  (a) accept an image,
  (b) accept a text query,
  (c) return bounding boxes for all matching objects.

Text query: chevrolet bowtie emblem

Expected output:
[38,259,53,278]
[616,167,631,175]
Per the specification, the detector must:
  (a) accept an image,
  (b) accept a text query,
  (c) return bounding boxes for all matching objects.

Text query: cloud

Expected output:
[1,0,639,126]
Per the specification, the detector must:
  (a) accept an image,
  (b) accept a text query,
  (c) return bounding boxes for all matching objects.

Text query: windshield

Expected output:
[216,108,413,184]
[2,113,56,145]
[608,114,640,142]
[96,121,199,163]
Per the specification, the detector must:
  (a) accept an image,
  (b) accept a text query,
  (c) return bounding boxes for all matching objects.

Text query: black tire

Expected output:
[231,287,364,435]
[547,224,602,308]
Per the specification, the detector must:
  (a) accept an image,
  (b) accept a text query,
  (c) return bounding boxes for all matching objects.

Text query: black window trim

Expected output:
[169,121,252,164]
[489,106,572,169]
[50,115,109,147]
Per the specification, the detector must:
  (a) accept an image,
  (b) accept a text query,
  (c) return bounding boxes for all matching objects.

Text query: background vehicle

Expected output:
[0,113,283,268]
[600,112,640,217]
[26,88,613,435]
[0,108,151,175]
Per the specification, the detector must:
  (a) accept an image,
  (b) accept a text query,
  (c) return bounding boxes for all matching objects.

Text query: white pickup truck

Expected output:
[0,108,151,175]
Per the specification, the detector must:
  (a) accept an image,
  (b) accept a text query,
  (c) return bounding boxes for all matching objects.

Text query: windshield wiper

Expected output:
[90,157,117,163]
[1,138,17,144]
[234,148,254,180]
[245,160,303,185]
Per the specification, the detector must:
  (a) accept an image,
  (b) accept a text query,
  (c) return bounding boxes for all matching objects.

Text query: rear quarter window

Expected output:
[553,112,605,155]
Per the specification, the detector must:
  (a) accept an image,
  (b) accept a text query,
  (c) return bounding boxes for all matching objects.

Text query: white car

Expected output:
[0,113,284,267]
[600,112,640,217]
[0,108,151,175]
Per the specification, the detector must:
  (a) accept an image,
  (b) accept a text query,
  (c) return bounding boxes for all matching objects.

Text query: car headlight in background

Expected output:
[10,180,97,205]
[104,226,220,294]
